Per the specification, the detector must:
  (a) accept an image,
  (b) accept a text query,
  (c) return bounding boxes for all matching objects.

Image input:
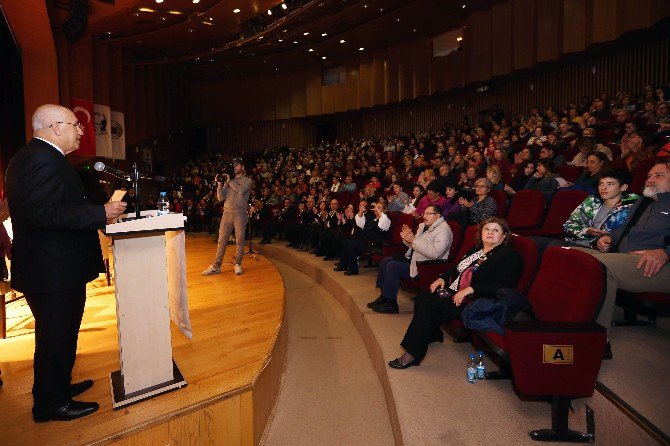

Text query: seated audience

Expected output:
[387,183,410,212]
[574,158,670,345]
[388,218,523,368]
[525,159,559,197]
[334,200,390,275]
[414,181,448,219]
[456,178,498,226]
[572,152,610,192]
[368,205,453,314]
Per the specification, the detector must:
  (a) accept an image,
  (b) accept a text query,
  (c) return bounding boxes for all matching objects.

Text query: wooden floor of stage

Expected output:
[0,235,285,446]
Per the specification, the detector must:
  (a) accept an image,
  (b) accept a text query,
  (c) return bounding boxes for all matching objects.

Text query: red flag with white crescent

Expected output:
[70,97,96,156]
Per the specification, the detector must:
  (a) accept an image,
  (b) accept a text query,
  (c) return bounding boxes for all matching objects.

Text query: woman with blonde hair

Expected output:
[485,165,504,190]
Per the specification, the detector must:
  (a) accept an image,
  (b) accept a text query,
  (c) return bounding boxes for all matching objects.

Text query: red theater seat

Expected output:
[507,190,546,231]
[368,212,416,265]
[628,157,657,195]
[474,247,606,376]
[555,165,582,183]
[488,189,509,218]
[516,190,588,237]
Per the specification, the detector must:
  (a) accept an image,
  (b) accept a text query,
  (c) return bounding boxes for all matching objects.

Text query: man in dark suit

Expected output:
[5,104,127,422]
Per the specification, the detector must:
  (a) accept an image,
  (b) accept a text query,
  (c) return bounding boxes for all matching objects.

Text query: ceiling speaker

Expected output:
[62,0,89,42]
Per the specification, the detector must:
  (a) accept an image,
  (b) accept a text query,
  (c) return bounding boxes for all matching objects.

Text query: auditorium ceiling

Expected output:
[60,0,494,77]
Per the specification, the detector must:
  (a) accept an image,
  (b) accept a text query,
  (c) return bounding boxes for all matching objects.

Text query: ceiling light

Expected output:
[456,36,463,41]
[321,32,327,37]
[258,36,264,40]
[168,10,183,15]
[202,21,213,26]
[281,3,287,9]
[233,8,240,13]
[278,39,283,42]
[188,28,194,32]
[161,16,167,20]
[303,32,309,36]
[293,41,298,44]
[106,31,112,35]
[322,56,327,59]
[195,57,200,60]
[193,0,200,3]
[339,39,345,43]
[309,48,314,52]
[364,4,368,7]
[138,7,156,12]
[396,18,401,22]
[283,29,288,32]
[267,9,272,15]
[155,0,163,3]
[462,3,466,8]
[359,47,364,51]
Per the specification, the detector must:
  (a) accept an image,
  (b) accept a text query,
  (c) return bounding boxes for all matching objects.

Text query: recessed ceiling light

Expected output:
[267,9,272,15]
[193,0,200,3]
[396,18,401,22]
[195,57,200,60]
[293,41,298,44]
[364,4,368,7]
[283,29,288,33]
[379,7,384,12]
[303,32,309,36]
[203,21,213,26]
[462,3,466,8]
[308,48,314,52]
[322,56,326,59]
[359,47,364,51]
[155,0,163,3]
[106,31,112,35]
[258,36,264,40]
[281,3,287,9]
[278,39,283,42]
[339,39,345,43]
[321,33,327,37]
[168,10,183,15]
[233,8,240,13]
[456,36,463,41]
[161,16,167,20]
[263,60,267,63]
[138,7,156,12]
[209,17,213,21]
[413,28,418,32]
[188,28,194,32]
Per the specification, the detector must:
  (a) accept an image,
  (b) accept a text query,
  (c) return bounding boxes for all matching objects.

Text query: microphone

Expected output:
[93,162,131,181]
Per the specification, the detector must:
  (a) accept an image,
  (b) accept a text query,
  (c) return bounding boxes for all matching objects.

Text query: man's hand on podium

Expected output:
[105,201,127,223]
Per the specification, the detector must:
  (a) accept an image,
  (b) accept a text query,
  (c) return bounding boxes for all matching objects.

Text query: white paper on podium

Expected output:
[166,230,192,340]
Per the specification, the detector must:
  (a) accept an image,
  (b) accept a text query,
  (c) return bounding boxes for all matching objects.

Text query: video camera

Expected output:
[216,157,244,183]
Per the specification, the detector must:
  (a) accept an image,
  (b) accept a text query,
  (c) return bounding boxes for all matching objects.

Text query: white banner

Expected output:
[94,104,113,158]
[110,110,126,160]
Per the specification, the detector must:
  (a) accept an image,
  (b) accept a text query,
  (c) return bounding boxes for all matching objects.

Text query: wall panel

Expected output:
[512,0,536,70]
[563,0,592,54]
[358,53,374,108]
[468,10,492,82]
[372,49,387,105]
[491,2,513,77]
[345,61,360,110]
[536,0,562,62]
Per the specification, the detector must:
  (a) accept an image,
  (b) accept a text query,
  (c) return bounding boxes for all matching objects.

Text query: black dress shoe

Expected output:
[603,341,613,360]
[69,379,94,397]
[344,270,359,276]
[334,266,347,272]
[388,357,420,369]
[372,300,399,314]
[33,400,100,422]
[367,295,386,308]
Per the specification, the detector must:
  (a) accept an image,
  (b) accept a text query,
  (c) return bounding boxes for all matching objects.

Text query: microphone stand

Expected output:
[132,163,141,220]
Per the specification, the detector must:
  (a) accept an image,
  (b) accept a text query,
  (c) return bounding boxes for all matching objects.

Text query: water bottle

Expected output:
[157,192,169,216]
[466,353,477,384]
[476,350,486,380]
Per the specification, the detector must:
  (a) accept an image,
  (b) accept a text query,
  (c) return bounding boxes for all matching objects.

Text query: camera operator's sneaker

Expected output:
[234,264,243,275]
[202,265,221,276]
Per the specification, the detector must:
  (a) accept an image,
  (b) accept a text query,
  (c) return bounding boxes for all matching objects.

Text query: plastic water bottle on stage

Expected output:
[466,353,477,384]
[476,351,486,380]
[157,192,170,216]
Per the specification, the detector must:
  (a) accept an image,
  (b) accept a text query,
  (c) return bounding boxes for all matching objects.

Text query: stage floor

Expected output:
[0,235,285,446]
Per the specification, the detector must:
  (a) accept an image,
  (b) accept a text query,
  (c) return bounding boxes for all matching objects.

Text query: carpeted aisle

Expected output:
[261,260,395,446]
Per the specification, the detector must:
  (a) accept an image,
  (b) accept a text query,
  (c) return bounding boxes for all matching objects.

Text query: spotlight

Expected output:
[281,3,287,9]
[339,39,345,43]
[193,0,200,3]
[322,56,326,59]
[233,8,240,13]
[267,9,272,15]
[321,33,327,37]
[309,48,314,52]
[456,36,463,42]
[304,32,309,35]
[155,0,163,3]
[359,47,364,51]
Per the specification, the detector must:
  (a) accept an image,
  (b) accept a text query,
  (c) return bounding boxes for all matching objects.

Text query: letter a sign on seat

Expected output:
[542,344,574,364]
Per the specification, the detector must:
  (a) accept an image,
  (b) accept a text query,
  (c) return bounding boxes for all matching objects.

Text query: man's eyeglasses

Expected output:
[423,211,440,216]
[52,121,84,132]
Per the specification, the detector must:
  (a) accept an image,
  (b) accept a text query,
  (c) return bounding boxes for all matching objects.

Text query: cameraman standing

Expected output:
[203,158,253,276]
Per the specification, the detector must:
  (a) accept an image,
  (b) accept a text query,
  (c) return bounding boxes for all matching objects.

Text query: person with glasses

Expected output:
[388,217,522,368]
[457,178,498,226]
[5,104,127,422]
[368,205,453,314]
[412,181,447,220]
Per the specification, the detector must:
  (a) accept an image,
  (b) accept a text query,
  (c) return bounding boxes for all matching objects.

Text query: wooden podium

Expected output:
[105,211,191,410]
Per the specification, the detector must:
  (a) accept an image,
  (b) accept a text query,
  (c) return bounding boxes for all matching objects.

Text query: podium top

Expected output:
[105,211,185,235]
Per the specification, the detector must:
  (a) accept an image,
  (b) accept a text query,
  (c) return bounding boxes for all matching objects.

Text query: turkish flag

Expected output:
[70,97,96,156]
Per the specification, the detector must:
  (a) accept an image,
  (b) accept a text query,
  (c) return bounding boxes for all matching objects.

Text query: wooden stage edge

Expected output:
[0,236,287,446]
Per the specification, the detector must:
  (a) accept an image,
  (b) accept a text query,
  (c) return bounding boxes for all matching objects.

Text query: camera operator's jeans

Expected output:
[213,210,248,267]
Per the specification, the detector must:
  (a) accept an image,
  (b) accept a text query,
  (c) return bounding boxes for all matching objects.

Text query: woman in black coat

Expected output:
[388,217,523,368]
